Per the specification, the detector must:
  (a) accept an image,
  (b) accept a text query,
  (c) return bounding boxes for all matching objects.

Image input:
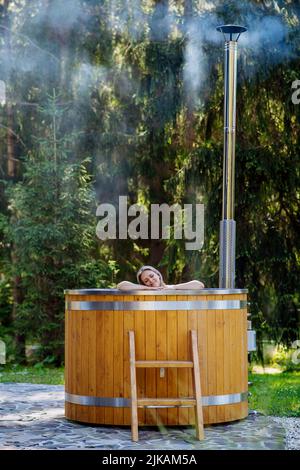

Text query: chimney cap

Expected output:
[216,24,247,41]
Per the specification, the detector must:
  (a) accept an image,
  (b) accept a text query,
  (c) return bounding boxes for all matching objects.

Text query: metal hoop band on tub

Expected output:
[65,392,248,408]
[66,300,247,311]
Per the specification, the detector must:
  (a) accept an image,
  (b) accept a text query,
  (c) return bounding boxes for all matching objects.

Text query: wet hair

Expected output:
[136,265,163,285]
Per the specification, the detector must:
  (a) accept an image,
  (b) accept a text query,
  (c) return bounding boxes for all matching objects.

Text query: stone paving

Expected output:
[0,383,286,450]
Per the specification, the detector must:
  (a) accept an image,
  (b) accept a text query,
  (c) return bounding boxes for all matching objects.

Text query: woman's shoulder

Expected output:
[166,281,205,290]
[117,281,141,290]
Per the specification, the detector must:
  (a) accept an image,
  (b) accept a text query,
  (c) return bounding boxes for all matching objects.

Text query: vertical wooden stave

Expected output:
[167,294,178,425]
[241,298,249,418]
[65,300,71,419]
[95,302,105,423]
[177,295,188,425]
[74,310,82,421]
[207,296,217,423]
[215,305,225,423]
[103,295,114,424]
[88,310,97,423]
[113,296,124,425]
[123,303,135,425]
[145,295,157,426]
[223,294,231,422]
[134,295,145,425]
[156,294,168,426]
[187,298,197,424]
[197,297,208,425]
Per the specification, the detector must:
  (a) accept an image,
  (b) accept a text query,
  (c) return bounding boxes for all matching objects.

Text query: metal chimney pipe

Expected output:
[216,25,247,288]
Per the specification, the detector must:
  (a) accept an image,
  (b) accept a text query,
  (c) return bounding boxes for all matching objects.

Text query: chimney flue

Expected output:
[216,24,247,289]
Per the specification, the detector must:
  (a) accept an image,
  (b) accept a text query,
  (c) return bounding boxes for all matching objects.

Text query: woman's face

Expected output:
[140,269,161,287]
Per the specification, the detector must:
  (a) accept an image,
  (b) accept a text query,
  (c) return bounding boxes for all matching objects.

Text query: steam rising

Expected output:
[33,0,84,33]
[0,1,297,128]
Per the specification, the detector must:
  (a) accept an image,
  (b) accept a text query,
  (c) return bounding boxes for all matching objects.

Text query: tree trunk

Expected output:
[7,100,16,177]
[11,248,26,363]
[3,0,17,178]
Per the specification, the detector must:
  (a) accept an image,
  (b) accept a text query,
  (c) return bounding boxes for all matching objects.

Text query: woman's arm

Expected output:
[170,280,205,290]
[117,280,205,290]
[117,281,163,291]
[117,281,144,290]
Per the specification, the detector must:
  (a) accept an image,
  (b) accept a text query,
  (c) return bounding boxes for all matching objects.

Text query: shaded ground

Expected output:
[0,383,287,450]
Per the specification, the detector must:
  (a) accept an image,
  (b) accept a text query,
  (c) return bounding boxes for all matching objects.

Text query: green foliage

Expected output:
[0,364,64,385]
[2,93,114,365]
[270,345,300,372]
[272,353,296,373]
[249,372,300,417]
[0,274,14,361]
[0,275,12,327]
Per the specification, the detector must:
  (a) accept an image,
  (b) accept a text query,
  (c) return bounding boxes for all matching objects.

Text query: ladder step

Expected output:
[135,360,194,368]
[128,329,204,441]
[137,398,196,407]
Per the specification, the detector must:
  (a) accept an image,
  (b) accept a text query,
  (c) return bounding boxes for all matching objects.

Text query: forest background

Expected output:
[0,0,299,366]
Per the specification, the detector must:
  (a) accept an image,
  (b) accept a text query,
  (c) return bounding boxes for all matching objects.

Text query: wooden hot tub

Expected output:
[65,288,248,426]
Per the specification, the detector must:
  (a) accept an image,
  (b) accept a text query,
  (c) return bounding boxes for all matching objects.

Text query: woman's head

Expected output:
[137,265,163,287]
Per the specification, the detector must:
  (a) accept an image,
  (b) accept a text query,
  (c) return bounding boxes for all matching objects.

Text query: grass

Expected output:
[0,364,64,385]
[1,365,299,417]
[248,371,300,417]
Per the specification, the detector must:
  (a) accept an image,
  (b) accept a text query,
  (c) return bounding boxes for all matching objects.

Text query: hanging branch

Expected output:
[0,24,60,64]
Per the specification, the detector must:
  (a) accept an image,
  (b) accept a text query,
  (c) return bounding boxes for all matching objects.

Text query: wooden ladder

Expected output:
[128,329,204,442]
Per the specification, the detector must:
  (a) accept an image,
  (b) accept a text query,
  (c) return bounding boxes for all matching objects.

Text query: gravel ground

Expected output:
[0,383,298,450]
[272,417,300,450]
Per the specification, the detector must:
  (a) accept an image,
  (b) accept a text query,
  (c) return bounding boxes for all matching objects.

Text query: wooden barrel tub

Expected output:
[65,288,248,426]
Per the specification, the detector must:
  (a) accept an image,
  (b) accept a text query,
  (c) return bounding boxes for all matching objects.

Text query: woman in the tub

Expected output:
[117,265,205,290]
